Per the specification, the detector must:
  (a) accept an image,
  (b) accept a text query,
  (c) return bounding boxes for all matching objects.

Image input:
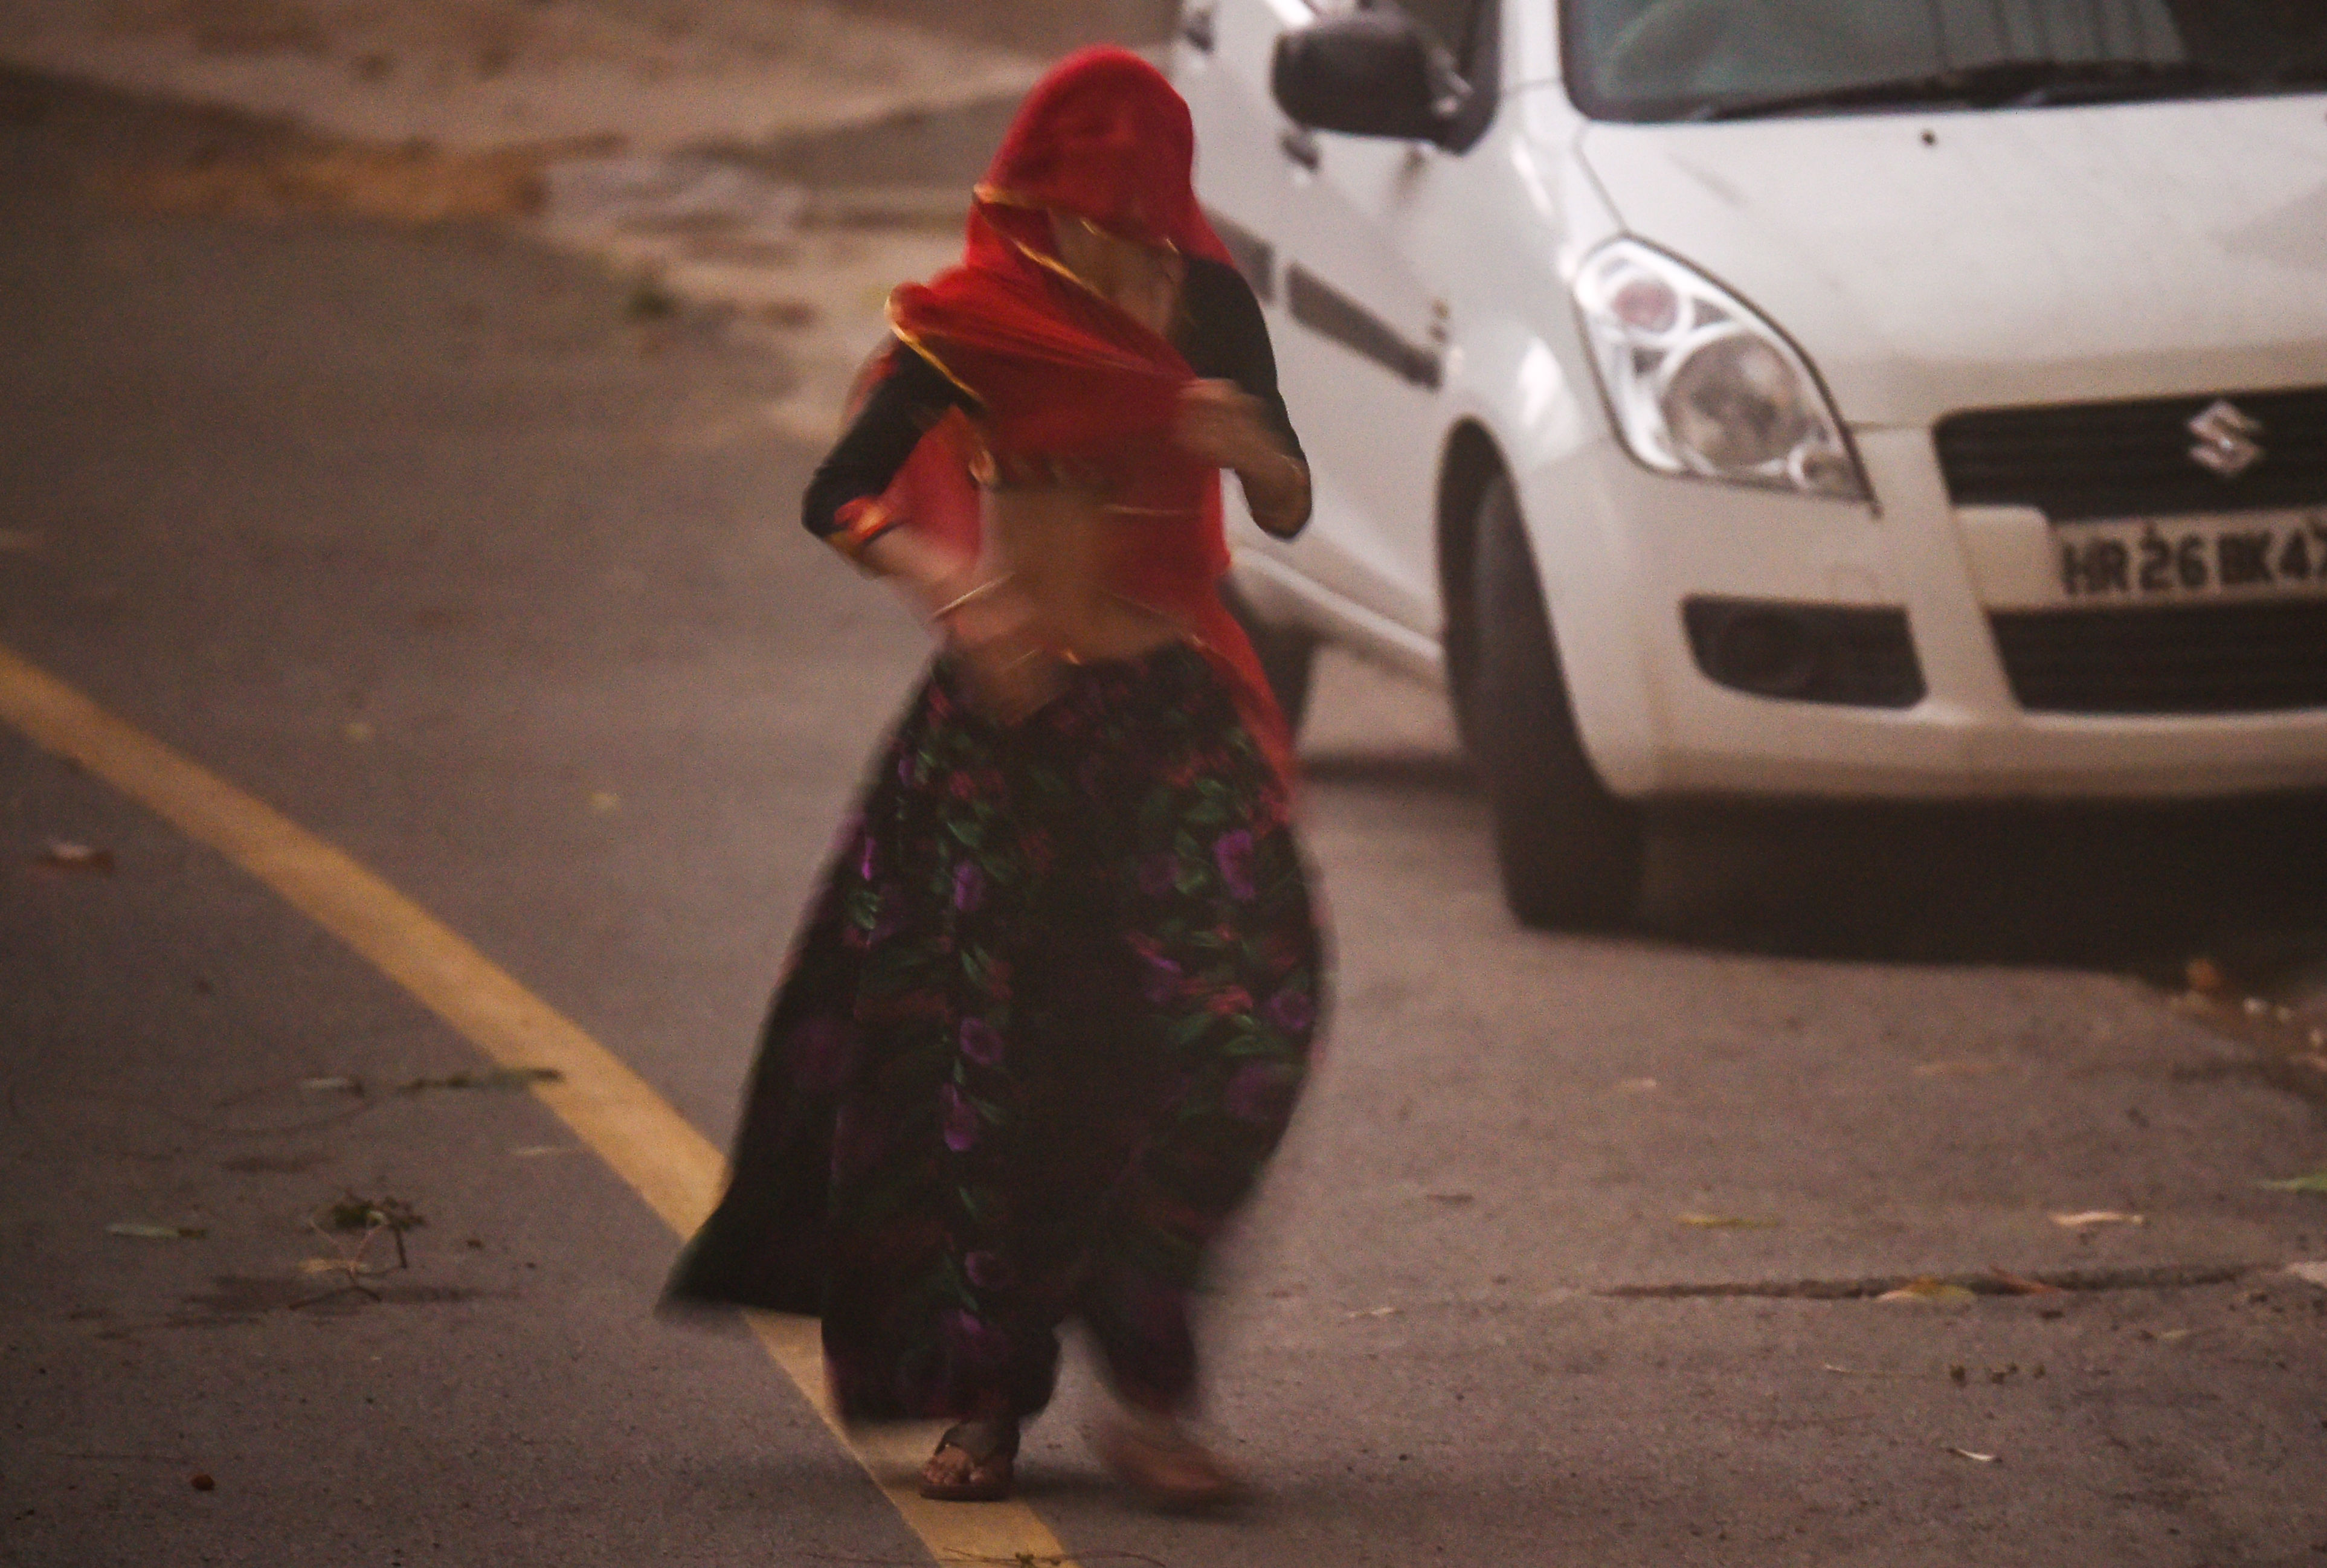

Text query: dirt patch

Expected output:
[219,1149,335,1174]
[101,136,573,222]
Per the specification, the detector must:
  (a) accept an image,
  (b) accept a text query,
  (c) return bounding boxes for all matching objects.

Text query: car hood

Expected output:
[1576,97,2327,426]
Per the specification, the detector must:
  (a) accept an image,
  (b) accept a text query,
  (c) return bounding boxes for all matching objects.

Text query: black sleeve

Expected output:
[800,344,974,538]
[1178,257,1305,469]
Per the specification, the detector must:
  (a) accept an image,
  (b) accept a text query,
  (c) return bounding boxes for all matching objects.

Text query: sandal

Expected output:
[1090,1407,1247,1511]
[918,1419,1018,1503]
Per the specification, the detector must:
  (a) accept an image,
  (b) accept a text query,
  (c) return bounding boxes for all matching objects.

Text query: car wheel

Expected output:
[1222,580,1316,737]
[1469,475,1645,929]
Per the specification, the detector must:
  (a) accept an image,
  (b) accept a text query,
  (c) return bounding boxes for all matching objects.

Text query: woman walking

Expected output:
[665,49,1324,1508]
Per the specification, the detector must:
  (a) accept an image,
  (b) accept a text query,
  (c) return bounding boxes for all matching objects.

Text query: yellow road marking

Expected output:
[0,643,1079,1567]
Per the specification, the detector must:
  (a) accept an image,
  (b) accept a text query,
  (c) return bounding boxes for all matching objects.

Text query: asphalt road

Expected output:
[5,74,2326,1568]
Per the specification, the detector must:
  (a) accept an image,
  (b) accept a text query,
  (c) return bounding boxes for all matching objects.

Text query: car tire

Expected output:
[1469,475,1645,929]
[1222,580,1316,737]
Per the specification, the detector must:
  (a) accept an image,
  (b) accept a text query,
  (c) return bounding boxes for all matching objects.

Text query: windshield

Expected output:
[1563,0,2327,122]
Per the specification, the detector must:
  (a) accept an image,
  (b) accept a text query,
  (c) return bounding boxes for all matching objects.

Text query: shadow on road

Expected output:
[1643,793,2327,983]
[1298,749,1477,795]
[1302,733,2326,986]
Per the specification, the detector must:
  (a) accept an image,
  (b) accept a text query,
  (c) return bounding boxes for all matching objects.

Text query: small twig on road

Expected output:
[292,1194,423,1307]
[809,1544,1173,1554]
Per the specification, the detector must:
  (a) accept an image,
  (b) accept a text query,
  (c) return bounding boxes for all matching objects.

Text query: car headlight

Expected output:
[1572,239,1867,502]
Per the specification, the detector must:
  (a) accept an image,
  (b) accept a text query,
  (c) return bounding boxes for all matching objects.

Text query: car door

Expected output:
[1263,0,1499,636]
[1173,0,1299,303]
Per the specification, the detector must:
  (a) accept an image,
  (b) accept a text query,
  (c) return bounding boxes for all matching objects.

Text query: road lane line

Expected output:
[0,643,1081,1568]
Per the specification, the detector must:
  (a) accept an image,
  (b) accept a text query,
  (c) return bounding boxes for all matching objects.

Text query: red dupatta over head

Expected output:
[868,47,1294,783]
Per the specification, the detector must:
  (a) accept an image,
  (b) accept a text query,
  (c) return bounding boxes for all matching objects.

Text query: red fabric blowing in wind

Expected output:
[866,47,1293,784]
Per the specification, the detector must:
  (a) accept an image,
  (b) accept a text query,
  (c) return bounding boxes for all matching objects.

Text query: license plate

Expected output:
[2056,509,2327,602]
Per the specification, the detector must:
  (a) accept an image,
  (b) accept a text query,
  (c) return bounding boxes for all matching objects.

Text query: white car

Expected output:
[1173,0,2327,926]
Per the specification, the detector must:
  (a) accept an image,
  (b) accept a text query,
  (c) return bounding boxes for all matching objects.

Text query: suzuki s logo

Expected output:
[2187,399,2265,479]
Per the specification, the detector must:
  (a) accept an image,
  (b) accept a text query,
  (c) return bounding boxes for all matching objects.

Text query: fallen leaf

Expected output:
[2184,956,2228,994]
[1614,1077,1658,1093]
[2285,1262,2327,1290]
[109,143,548,225]
[320,1195,422,1233]
[106,1221,206,1240]
[588,791,620,814]
[399,1066,562,1093]
[189,1473,215,1492]
[1987,1267,2064,1296]
[298,1256,380,1275]
[34,841,115,875]
[1877,1277,1975,1305]
[2259,1170,2327,1194]
[1676,1212,1779,1229]
[1345,1305,1401,1319]
[298,1075,364,1095]
[755,298,819,329]
[2050,1210,2145,1228]
[626,281,678,321]
[1424,1190,1473,1206]
[511,1145,578,1158]
[1821,1363,1907,1378]
[1947,1448,1999,1464]
[2148,1327,2194,1342]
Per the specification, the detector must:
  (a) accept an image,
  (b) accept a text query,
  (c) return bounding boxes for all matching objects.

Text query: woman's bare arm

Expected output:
[1176,379,1311,538]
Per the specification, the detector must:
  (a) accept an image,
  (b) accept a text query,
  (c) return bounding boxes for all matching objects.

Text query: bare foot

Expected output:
[918,1421,1016,1503]
[1091,1407,1246,1511]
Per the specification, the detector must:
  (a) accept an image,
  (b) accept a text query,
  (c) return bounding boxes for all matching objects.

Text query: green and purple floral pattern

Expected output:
[668,644,1322,1424]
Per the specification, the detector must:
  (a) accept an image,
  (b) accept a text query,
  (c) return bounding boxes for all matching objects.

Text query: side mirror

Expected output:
[1271,11,1446,143]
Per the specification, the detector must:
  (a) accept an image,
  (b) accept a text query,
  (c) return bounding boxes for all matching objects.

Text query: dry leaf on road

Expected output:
[1877,1277,1975,1305]
[33,841,115,875]
[2259,1171,2327,1194]
[2050,1210,2145,1228]
[399,1066,562,1093]
[1676,1212,1779,1229]
[106,1221,207,1240]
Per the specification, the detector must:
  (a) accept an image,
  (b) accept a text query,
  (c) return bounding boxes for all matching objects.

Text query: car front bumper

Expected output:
[1528,428,2327,803]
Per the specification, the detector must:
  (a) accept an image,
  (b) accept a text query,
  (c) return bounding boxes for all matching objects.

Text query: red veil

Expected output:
[867,47,1294,783]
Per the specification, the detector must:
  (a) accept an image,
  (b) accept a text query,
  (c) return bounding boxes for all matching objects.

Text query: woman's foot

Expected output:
[918,1419,1018,1503]
[1090,1406,1246,1511]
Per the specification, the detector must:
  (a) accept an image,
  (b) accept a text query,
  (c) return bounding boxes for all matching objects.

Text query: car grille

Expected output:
[1936,386,2327,522]
[1989,599,2327,715]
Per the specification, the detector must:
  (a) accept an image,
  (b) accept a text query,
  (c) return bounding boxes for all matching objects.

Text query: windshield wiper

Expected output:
[1691,58,2257,122]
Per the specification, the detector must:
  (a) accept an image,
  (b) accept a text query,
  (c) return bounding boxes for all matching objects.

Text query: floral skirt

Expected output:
[665,643,1323,1424]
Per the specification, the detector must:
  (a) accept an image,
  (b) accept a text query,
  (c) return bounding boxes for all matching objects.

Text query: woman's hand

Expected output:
[944,580,1062,724]
[1176,380,1310,537]
[860,531,1059,722]
[1174,379,1277,472]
